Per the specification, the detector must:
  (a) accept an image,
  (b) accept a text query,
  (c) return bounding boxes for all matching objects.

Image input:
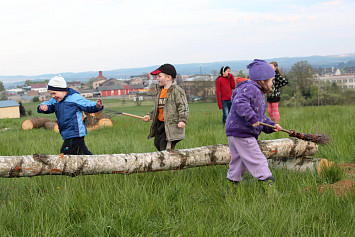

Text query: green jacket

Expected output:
[147,83,189,141]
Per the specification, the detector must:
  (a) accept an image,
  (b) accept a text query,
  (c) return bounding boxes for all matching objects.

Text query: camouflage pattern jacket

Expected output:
[147,83,189,141]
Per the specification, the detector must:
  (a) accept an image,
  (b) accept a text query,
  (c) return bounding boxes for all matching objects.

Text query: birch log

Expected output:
[0,138,319,178]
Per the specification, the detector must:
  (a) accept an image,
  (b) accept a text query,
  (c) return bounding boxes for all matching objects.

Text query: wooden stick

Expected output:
[258,122,292,134]
[121,112,145,120]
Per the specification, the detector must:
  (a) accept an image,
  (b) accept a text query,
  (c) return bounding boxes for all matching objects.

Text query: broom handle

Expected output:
[121,112,145,120]
[258,122,292,134]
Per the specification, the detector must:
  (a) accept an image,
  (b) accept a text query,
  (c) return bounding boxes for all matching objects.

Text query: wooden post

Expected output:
[0,138,320,178]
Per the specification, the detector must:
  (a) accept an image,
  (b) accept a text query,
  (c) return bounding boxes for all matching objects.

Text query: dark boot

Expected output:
[259,177,279,197]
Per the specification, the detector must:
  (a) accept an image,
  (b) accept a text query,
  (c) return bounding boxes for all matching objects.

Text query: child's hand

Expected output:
[39,104,48,111]
[96,98,103,109]
[178,121,186,128]
[273,124,282,132]
[142,115,151,122]
[252,121,259,127]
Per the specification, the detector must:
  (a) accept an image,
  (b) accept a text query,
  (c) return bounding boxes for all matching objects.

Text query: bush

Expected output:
[32,96,40,102]
[19,101,26,117]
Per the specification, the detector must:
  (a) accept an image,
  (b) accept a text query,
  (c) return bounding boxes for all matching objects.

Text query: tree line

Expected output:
[180,60,355,106]
[279,61,355,106]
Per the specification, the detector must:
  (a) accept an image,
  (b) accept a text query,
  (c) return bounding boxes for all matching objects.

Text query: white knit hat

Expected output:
[47,74,68,91]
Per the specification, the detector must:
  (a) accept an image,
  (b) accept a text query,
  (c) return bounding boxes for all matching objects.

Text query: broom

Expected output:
[258,122,331,145]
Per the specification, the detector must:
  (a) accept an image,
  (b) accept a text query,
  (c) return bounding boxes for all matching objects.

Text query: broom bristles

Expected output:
[288,130,331,145]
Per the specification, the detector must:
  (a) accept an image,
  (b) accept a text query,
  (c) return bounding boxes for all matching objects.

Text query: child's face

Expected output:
[265,78,274,88]
[49,90,68,102]
[155,73,172,87]
[223,68,230,77]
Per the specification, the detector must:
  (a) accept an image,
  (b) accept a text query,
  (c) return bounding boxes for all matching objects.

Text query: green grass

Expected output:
[0,102,354,236]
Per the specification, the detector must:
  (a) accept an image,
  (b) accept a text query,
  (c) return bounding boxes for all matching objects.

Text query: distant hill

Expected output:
[2,53,355,88]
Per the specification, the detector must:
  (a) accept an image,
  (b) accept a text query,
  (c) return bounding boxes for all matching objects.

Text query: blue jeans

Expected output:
[222,100,232,125]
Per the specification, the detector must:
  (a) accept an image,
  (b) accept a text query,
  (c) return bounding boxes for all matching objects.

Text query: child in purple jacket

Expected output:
[225,59,282,189]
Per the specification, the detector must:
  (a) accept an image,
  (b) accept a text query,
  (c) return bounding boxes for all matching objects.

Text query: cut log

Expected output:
[257,138,318,159]
[83,113,97,127]
[22,118,52,130]
[84,112,113,131]
[92,110,103,119]
[87,125,100,131]
[0,138,319,178]
[44,122,59,133]
[97,118,113,127]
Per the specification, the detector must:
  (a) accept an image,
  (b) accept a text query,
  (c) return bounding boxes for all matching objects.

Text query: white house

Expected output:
[0,100,20,119]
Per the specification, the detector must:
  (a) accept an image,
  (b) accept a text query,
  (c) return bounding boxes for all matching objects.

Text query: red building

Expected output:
[98,78,144,97]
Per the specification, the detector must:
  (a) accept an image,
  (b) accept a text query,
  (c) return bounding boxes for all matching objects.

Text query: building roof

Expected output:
[0,100,19,108]
[21,95,34,100]
[98,85,125,91]
[31,84,47,88]
[129,83,145,89]
[67,81,81,85]
[95,71,107,81]
[79,89,95,93]
[100,78,128,87]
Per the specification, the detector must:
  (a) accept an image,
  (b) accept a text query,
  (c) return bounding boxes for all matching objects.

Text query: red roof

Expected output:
[31,84,47,88]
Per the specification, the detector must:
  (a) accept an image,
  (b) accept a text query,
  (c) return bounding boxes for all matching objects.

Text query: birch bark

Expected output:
[0,138,319,178]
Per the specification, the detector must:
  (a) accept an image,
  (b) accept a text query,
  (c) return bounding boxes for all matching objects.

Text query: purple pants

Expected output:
[227,136,272,182]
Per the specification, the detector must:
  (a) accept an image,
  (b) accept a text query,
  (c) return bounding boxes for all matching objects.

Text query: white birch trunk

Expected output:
[0,138,319,178]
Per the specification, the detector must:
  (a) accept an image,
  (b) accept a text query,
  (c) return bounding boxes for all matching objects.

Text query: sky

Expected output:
[1,0,355,76]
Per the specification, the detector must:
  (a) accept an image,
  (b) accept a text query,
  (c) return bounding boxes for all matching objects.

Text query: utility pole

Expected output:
[318,78,320,106]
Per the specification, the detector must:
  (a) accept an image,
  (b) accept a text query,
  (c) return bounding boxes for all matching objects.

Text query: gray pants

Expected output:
[227,136,273,182]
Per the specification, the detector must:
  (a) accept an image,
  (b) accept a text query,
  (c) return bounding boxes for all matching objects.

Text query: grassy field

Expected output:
[0,101,354,236]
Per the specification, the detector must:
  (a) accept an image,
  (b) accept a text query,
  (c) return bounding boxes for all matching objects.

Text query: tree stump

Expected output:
[22,118,52,130]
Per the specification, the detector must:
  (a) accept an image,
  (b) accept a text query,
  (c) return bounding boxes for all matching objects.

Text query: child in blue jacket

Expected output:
[226,59,282,188]
[37,75,104,155]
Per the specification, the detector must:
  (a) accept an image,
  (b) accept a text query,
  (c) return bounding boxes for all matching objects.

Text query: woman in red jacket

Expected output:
[216,66,235,125]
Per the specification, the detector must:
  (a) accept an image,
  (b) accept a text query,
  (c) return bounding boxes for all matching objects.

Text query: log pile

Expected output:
[21,111,113,132]
[0,138,320,178]
[84,111,113,131]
